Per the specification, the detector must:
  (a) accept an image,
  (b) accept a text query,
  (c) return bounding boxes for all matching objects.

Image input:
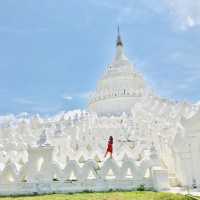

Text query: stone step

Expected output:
[169,175,179,187]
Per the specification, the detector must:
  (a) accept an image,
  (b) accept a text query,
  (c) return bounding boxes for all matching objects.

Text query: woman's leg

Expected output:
[110,152,112,158]
[104,151,108,158]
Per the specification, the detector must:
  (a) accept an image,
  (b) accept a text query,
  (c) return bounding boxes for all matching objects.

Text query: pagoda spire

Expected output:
[116,25,123,46]
[114,25,127,61]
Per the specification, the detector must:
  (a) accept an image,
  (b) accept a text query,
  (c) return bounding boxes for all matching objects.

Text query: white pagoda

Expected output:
[0,28,200,195]
[88,27,147,116]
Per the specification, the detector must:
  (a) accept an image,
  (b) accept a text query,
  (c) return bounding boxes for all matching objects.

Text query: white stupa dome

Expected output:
[88,28,148,116]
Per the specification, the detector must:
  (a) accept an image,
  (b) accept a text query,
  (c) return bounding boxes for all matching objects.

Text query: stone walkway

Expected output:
[166,187,200,197]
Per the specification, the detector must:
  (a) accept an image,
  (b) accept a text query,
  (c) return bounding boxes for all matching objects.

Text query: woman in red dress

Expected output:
[104,136,113,158]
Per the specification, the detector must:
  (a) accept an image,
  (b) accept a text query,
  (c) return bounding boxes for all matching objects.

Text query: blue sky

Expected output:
[0,0,200,115]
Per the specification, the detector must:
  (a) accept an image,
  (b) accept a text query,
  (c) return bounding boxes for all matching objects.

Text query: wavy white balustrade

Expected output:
[0,153,169,195]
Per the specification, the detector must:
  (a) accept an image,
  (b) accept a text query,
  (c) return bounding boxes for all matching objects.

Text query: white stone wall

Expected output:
[0,180,152,196]
[0,153,168,195]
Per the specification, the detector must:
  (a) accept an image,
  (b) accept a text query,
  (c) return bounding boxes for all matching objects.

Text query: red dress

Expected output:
[106,142,113,153]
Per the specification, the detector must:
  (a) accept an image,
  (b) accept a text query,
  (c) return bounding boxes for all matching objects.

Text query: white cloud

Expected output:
[166,0,200,30]
[187,16,195,27]
[78,91,93,99]
[62,95,73,101]
[88,0,166,24]
[13,98,35,105]
[62,91,93,100]
[195,100,200,106]
[12,98,62,114]
[176,83,189,90]
[31,105,62,114]
[89,0,200,30]
[185,69,200,83]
